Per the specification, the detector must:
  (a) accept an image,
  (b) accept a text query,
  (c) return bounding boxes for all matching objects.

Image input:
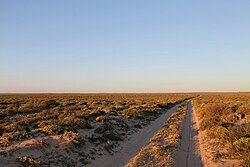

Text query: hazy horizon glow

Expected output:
[1,1,250,93]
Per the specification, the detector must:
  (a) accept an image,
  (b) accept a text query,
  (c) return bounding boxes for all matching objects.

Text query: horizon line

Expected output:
[0,91,249,94]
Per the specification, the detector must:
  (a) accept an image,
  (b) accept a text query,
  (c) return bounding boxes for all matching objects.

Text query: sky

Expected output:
[1,0,250,93]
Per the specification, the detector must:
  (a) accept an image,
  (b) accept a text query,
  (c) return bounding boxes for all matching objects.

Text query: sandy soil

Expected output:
[171,101,203,167]
[88,103,183,167]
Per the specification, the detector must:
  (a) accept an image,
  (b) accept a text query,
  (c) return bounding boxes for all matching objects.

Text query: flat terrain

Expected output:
[90,103,182,167]
[171,102,203,167]
[0,94,190,166]
[0,93,249,166]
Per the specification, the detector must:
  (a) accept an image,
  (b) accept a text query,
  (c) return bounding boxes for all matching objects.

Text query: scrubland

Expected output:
[0,93,249,167]
[0,93,190,166]
[126,102,188,166]
[193,93,250,166]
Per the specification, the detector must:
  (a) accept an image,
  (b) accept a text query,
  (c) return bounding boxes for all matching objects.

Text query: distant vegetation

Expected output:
[1,93,248,166]
[0,93,191,166]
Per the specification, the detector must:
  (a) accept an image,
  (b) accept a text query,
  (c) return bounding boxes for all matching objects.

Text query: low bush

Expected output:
[121,109,142,118]
[94,122,113,134]
[89,110,106,117]
[2,131,31,142]
[4,123,26,133]
[231,137,250,166]
[63,131,85,145]
[206,126,227,139]
[222,126,250,143]
[200,117,221,131]
[203,103,230,118]
[155,146,170,156]
[17,156,41,167]
[102,130,122,141]
[95,116,109,122]
[41,124,64,136]
[42,100,59,108]
[61,117,91,128]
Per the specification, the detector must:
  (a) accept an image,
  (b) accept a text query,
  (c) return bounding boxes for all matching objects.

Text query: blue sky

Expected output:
[1,0,250,93]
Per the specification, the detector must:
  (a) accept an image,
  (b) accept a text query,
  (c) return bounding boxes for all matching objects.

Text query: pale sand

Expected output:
[88,103,183,167]
[171,101,203,167]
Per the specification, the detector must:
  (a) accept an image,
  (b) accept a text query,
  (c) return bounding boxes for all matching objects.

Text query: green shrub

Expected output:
[61,117,91,128]
[41,124,64,136]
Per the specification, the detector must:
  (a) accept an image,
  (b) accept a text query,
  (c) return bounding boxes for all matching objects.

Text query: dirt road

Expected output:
[171,101,203,167]
[89,103,183,167]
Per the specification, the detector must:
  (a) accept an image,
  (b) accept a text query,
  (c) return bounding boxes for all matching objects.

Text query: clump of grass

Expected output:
[17,156,41,167]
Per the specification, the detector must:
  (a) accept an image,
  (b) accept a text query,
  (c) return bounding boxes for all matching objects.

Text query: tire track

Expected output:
[171,101,203,167]
[88,103,183,167]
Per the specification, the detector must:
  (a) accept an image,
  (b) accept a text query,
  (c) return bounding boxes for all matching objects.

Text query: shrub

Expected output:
[41,124,64,136]
[203,103,230,118]
[61,117,91,128]
[42,100,59,108]
[231,137,250,166]
[94,123,113,134]
[63,131,85,145]
[211,151,222,163]
[2,131,31,142]
[169,124,179,131]
[17,156,41,167]
[121,109,142,118]
[222,126,250,143]
[95,116,109,122]
[206,126,227,139]
[89,110,106,117]
[4,123,26,133]
[102,130,122,141]
[155,146,169,156]
[200,117,221,131]
[38,120,59,128]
